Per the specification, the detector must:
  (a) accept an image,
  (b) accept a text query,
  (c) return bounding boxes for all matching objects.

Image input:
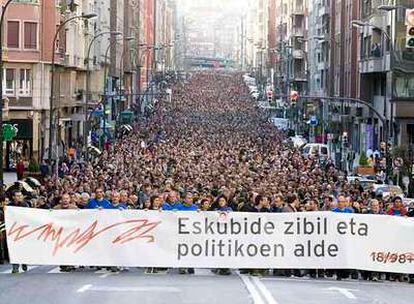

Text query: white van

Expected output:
[302,143,330,159]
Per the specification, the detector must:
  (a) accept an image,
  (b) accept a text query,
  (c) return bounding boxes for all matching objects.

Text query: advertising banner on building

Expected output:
[5,207,414,273]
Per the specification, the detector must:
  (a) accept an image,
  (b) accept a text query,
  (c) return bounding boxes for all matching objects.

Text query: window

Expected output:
[19,69,32,96]
[7,21,19,48]
[24,22,37,49]
[4,69,15,95]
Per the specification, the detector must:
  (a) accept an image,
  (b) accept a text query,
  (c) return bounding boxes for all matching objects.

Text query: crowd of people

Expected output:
[0,72,413,281]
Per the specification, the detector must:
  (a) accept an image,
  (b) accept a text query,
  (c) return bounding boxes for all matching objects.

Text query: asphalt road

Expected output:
[0,265,412,304]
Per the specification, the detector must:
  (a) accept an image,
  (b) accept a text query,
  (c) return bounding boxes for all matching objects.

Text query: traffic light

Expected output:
[290,90,299,104]
[267,90,273,103]
[405,9,414,48]
[342,132,348,146]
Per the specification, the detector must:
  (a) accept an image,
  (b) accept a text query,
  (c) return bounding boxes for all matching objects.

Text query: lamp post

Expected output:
[377,5,406,12]
[136,44,154,115]
[116,37,135,121]
[48,13,97,174]
[84,31,122,156]
[98,37,124,151]
[0,0,14,194]
[351,19,394,182]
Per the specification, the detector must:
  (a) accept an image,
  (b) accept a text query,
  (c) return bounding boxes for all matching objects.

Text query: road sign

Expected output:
[290,90,299,103]
[309,116,318,127]
[2,123,18,141]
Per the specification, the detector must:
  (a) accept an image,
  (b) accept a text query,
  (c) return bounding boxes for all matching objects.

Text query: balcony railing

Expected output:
[291,27,304,37]
[292,5,305,15]
[292,72,308,81]
[13,0,39,3]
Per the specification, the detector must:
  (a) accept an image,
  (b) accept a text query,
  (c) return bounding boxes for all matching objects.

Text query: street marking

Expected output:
[195,268,215,276]
[327,287,357,299]
[261,277,401,287]
[77,285,180,293]
[25,266,39,272]
[47,267,62,274]
[77,284,92,293]
[0,267,12,274]
[251,276,279,304]
[99,272,119,278]
[238,274,265,304]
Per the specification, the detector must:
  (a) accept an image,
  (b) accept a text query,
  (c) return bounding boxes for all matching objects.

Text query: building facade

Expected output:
[1,0,178,169]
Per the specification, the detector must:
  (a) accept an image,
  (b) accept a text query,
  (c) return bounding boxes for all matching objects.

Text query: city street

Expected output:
[1,0,414,303]
[0,265,412,304]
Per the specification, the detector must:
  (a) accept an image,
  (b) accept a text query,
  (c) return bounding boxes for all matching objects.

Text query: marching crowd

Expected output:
[0,72,413,282]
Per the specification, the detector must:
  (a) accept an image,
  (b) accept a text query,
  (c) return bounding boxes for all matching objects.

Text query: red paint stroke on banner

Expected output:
[7,219,161,256]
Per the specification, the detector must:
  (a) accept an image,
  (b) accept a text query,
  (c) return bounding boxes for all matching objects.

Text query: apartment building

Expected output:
[1,0,57,169]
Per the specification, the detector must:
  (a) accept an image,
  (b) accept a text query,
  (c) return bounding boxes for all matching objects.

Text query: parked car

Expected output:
[288,135,308,148]
[372,184,405,198]
[346,176,380,190]
[302,143,330,160]
[271,117,289,131]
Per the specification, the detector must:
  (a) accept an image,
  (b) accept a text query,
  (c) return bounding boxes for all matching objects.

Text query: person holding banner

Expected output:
[0,201,7,265]
[110,191,128,210]
[331,195,354,214]
[162,191,182,211]
[387,197,408,216]
[8,191,29,273]
[53,193,77,210]
[86,188,112,209]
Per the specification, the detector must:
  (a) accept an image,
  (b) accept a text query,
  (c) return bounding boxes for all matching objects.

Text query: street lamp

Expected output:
[48,12,97,173]
[377,5,406,12]
[97,36,124,152]
[351,20,392,41]
[0,0,14,193]
[136,45,155,114]
[117,37,135,118]
[351,19,394,182]
[84,30,122,153]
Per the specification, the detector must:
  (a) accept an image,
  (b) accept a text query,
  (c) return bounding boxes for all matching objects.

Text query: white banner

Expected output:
[4,207,414,273]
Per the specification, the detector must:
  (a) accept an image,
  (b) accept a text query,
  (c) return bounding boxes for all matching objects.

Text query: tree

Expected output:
[359,151,369,166]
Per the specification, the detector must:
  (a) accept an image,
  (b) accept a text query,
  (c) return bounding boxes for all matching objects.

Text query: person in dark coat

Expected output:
[8,191,30,273]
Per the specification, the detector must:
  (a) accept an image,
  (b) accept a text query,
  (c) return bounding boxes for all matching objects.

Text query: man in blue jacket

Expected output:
[177,192,198,211]
[161,190,182,210]
[331,195,354,213]
[162,191,197,274]
[86,188,112,209]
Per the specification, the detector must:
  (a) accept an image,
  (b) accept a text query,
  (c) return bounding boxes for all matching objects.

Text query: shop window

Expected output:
[19,69,32,96]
